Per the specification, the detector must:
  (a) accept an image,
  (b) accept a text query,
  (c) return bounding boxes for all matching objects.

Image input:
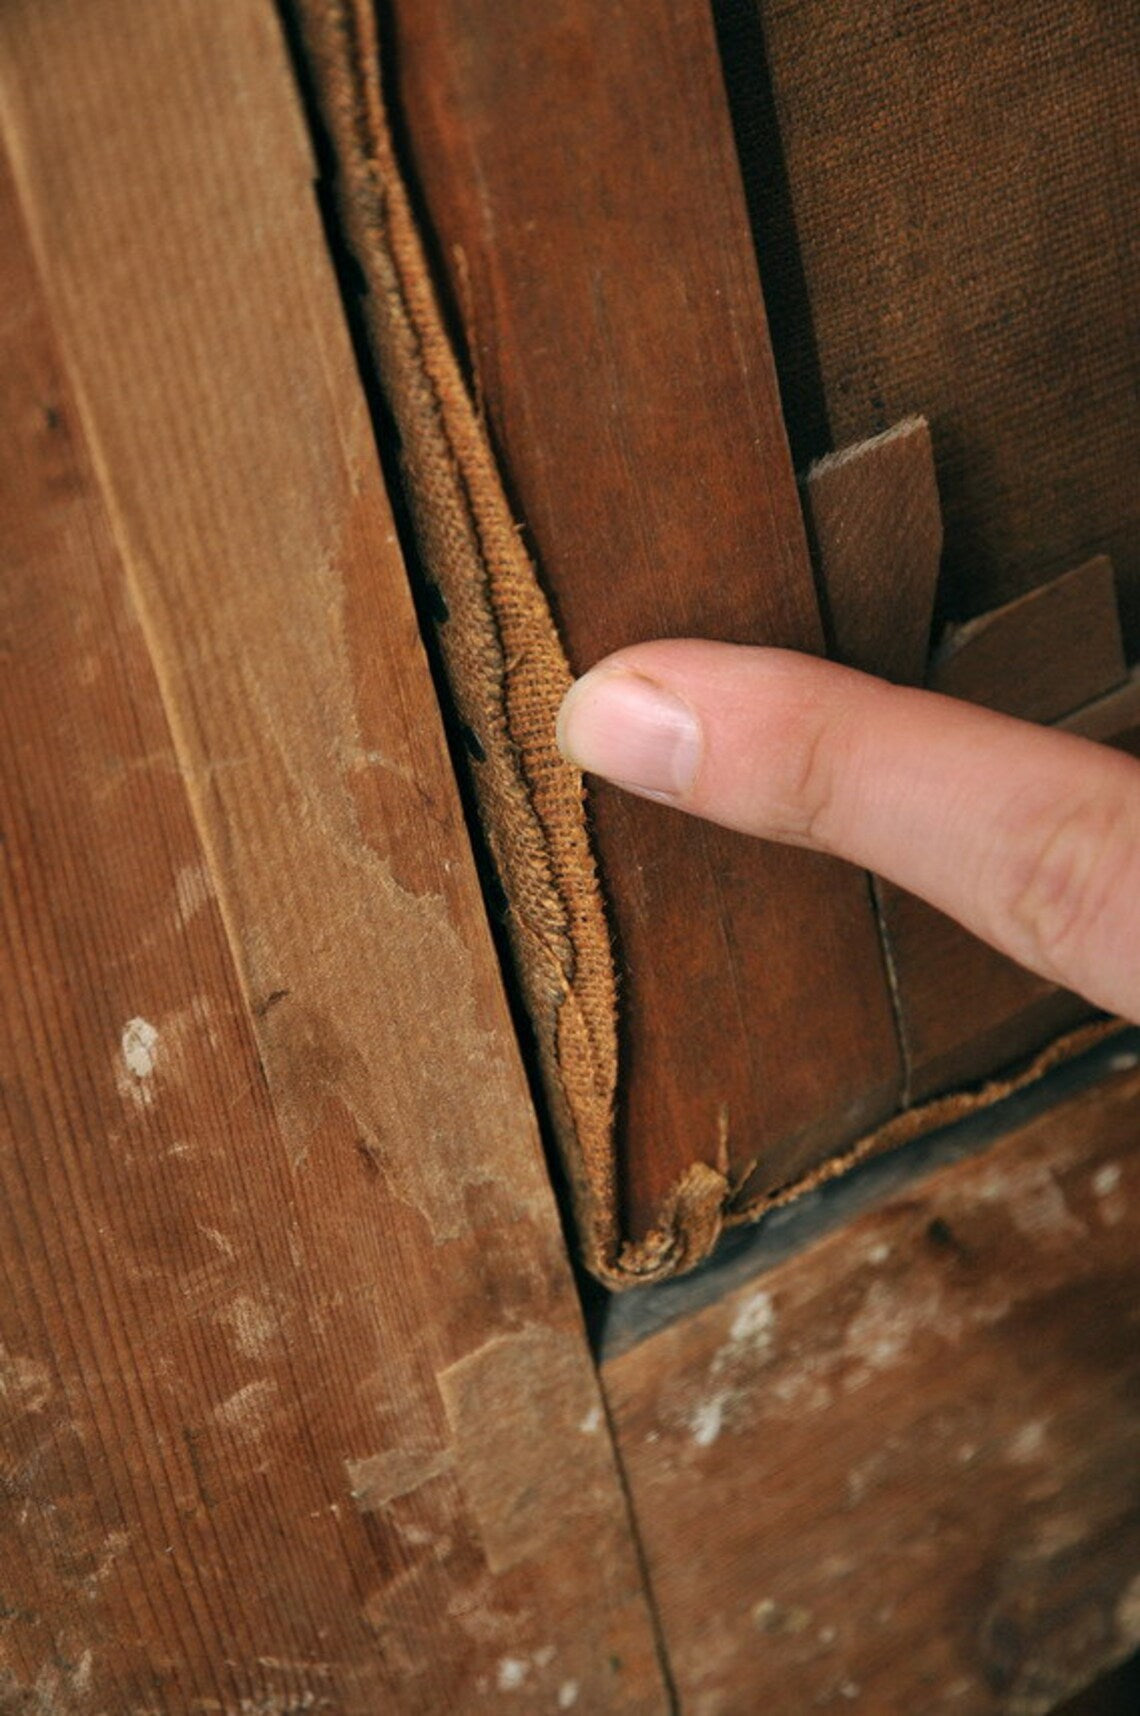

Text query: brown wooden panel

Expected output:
[604,1050,1140,1715]
[0,9,665,1710]
[1063,668,1140,756]
[880,888,1094,1102]
[804,416,942,685]
[387,0,901,1238]
[929,557,1126,722]
[752,0,1140,650]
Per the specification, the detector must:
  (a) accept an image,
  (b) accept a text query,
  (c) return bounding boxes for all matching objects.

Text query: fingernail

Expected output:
[556,668,702,800]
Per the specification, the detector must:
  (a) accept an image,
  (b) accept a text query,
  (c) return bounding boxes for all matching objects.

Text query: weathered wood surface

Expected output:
[928,557,1126,723]
[387,0,902,1238]
[604,1049,1140,1716]
[0,6,666,1710]
[804,416,942,685]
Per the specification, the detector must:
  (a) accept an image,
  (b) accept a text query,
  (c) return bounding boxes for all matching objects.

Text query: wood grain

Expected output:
[386,0,902,1238]
[604,1051,1140,1715]
[0,7,665,1709]
[804,416,943,685]
[928,556,1126,722]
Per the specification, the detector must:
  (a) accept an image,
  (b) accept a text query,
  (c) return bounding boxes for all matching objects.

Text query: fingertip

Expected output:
[555,662,703,799]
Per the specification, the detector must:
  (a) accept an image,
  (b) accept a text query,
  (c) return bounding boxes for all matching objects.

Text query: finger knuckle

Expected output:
[786,713,841,847]
[999,795,1133,979]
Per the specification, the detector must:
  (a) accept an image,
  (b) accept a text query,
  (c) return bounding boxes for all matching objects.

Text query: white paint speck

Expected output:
[1007,1420,1047,1463]
[578,1405,602,1435]
[558,1680,580,1709]
[690,1393,728,1448]
[174,862,213,925]
[121,1017,159,1079]
[1094,1163,1122,1196]
[534,1646,555,1668]
[867,1242,892,1265]
[728,1289,776,1354]
[844,1278,947,1371]
[213,1378,277,1436]
[497,1657,529,1691]
[224,1294,275,1358]
[979,1159,1085,1242]
[196,1223,236,1259]
[1109,1051,1139,1073]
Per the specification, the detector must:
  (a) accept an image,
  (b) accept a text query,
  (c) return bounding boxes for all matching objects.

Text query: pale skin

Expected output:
[556,641,1140,1025]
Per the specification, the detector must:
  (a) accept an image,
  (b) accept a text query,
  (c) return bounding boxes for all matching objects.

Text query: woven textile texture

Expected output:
[729,0,1140,647]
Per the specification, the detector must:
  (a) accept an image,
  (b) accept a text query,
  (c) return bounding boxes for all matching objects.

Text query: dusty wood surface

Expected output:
[804,417,942,685]
[928,557,1126,723]
[0,7,667,1711]
[604,1050,1140,1716]
[386,0,902,1239]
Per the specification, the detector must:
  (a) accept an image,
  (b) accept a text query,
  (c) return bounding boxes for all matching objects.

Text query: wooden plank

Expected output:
[604,1049,1140,1715]
[385,0,902,1239]
[804,416,943,685]
[0,10,666,1711]
[928,556,1127,722]
[1063,666,1140,756]
[878,890,1093,1102]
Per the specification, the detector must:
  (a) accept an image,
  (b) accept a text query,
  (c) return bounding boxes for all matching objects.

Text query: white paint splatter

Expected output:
[121,1017,159,1079]
[1109,1051,1139,1073]
[1007,1420,1048,1463]
[1092,1161,1126,1225]
[727,1289,776,1357]
[683,1289,780,1445]
[844,1278,952,1372]
[174,861,213,925]
[578,1405,602,1435]
[496,1657,529,1691]
[224,1294,275,1358]
[558,1680,580,1709]
[0,1344,51,1413]
[196,1223,236,1259]
[690,1393,729,1448]
[978,1159,1086,1242]
[213,1378,277,1437]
